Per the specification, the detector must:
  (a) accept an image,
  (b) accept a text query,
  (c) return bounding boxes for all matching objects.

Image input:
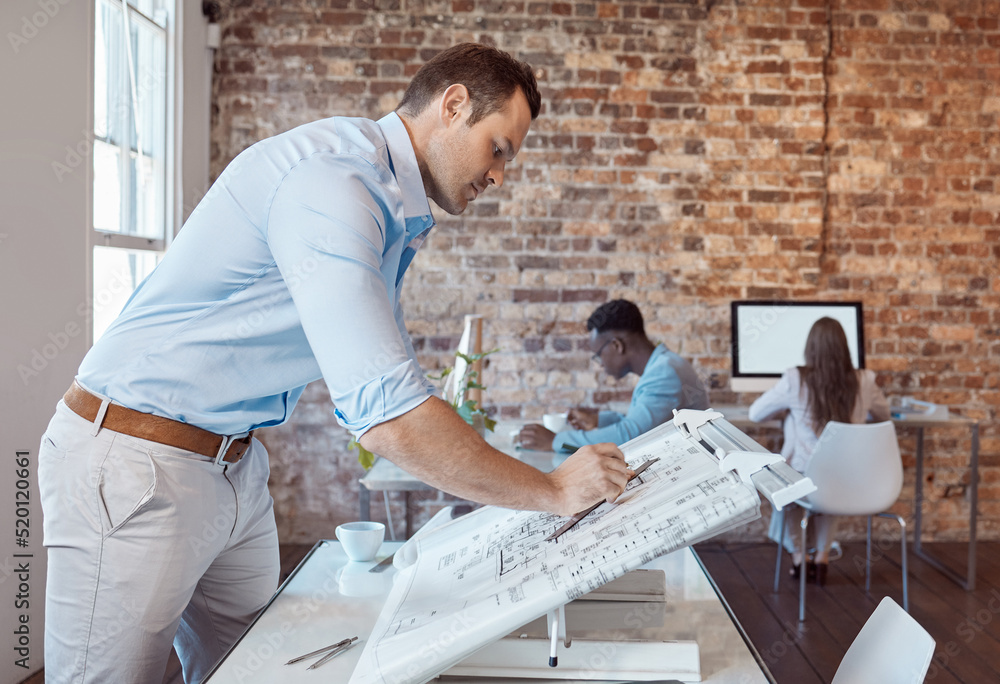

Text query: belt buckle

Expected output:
[214,431,250,467]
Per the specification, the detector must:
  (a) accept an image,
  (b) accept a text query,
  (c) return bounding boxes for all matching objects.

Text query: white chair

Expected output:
[832,597,934,684]
[772,421,908,621]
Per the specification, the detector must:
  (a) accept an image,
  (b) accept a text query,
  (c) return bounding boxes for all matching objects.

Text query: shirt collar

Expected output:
[377,111,433,221]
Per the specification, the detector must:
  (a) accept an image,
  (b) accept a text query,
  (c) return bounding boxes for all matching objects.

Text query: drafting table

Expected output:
[202,540,775,684]
[347,412,808,683]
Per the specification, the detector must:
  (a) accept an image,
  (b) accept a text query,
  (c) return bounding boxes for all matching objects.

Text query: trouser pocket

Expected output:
[97,439,158,536]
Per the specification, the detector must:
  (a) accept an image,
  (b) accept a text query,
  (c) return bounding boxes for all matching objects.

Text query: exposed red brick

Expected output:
[210,0,1000,545]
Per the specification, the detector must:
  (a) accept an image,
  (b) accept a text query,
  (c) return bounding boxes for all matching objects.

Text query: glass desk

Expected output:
[203,540,774,683]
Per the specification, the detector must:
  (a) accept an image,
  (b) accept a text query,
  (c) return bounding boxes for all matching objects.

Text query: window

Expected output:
[92,0,173,340]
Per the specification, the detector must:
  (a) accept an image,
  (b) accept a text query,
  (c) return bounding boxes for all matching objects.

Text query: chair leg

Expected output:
[799,510,809,622]
[876,512,909,613]
[773,507,786,593]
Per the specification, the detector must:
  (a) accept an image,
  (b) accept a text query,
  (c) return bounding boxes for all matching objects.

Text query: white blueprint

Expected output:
[348,421,762,684]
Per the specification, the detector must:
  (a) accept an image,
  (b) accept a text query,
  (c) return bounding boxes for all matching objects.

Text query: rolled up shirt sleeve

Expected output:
[268,152,433,436]
[597,410,624,427]
[394,295,440,399]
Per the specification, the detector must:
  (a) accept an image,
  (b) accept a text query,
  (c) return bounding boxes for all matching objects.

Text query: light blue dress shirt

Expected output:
[551,345,709,451]
[77,113,438,437]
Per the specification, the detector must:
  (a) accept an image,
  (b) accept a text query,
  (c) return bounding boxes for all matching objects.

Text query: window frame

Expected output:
[89,0,177,340]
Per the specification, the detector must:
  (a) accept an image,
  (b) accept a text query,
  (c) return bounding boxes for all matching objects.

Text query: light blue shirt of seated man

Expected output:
[551,343,710,452]
[518,299,709,453]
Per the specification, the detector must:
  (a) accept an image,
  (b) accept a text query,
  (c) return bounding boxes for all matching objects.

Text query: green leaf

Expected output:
[483,416,497,432]
[432,346,502,430]
[348,439,376,470]
[455,401,476,424]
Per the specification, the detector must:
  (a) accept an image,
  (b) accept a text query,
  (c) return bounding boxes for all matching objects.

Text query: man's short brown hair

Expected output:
[396,43,541,125]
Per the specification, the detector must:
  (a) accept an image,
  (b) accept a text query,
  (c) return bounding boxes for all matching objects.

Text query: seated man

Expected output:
[519,299,710,451]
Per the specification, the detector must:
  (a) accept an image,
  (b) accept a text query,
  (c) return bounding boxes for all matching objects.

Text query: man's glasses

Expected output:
[591,337,616,364]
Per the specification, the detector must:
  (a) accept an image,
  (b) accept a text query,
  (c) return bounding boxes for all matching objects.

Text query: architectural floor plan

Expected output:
[349,415,768,684]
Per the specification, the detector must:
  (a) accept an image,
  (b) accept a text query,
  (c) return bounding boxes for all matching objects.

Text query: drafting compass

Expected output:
[285,636,358,670]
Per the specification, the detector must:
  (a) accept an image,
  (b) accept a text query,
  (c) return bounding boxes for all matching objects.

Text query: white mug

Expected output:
[335,521,385,562]
[543,412,569,433]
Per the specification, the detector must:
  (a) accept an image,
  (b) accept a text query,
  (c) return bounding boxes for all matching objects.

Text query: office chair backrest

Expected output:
[832,597,935,684]
[804,421,902,516]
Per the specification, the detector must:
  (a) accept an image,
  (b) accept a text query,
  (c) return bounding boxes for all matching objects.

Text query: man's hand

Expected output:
[545,443,632,516]
[567,407,599,431]
[517,423,555,451]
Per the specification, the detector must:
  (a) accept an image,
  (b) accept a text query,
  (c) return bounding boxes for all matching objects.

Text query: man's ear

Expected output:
[437,83,471,127]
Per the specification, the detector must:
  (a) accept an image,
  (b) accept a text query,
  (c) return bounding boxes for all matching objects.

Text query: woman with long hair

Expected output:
[748,316,890,585]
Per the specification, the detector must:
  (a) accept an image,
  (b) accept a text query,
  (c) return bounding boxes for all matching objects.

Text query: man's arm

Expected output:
[361,397,632,516]
[268,154,432,434]
[747,370,796,423]
[549,366,683,451]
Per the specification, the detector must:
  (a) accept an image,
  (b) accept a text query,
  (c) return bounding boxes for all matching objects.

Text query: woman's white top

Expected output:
[747,367,891,473]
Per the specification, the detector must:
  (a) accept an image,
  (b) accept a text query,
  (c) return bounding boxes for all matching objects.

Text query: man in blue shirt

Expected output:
[39,44,631,683]
[519,299,709,451]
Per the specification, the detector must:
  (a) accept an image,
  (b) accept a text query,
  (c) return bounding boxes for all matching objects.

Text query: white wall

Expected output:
[0,2,92,679]
[179,0,214,223]
[0,2,211,680]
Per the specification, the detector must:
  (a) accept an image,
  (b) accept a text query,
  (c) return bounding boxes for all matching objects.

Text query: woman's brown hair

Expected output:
[799,317,860,435]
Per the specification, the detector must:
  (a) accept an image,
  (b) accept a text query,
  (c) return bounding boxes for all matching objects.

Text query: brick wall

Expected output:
[209,0,999,544]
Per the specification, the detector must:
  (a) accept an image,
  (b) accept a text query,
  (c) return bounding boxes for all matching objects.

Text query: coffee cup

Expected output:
[542,412,569,433]
[335,521,385,562]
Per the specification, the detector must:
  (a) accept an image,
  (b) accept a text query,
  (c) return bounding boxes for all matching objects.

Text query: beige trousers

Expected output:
[39,400,279,684]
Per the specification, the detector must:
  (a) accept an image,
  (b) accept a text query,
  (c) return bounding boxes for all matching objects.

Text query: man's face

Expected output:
[423,88,532,215]
[589,330,626,380]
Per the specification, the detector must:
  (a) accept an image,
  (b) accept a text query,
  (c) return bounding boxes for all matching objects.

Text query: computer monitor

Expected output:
[730,300,865,393]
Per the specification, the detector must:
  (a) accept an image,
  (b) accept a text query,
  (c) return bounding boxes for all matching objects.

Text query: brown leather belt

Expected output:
[63,382,253,465]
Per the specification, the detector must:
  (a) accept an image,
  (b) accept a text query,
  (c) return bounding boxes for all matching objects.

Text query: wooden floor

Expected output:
[696,540,1000,684]
[22,541,1000,683]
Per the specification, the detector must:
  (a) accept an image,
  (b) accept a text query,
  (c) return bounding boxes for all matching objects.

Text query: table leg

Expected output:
[360,484,370,521]
[967,424,979,590]
[913,427,924,556]
[405,491,413,540]
[911,424,978,590]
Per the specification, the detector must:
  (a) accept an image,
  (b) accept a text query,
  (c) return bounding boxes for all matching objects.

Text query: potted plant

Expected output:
[435,348,498,436]
[350,348,498,470]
